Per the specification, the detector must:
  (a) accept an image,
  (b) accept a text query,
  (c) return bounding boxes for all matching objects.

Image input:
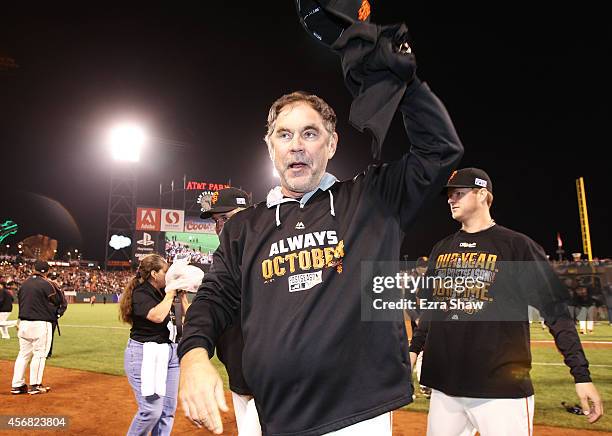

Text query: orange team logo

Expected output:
[447,170,458,184]
[211,191,219,205]
[358,0,371,21]
[325,240,345,273]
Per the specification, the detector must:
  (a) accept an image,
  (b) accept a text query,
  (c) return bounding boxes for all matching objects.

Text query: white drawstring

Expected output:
[328,190,335,217]
[273,190,334,227]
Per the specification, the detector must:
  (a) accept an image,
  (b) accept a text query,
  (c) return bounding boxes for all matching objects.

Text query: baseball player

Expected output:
[409,168,603,435]
[199,187,261,436]
[11,260,66,394]
[177,16,464,436]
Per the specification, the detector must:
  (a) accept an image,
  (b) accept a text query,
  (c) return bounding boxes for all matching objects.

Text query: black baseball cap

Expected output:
[444,168,493,193]
[34,260,50,273]
[200,187,252,219]
[295,0,371,47]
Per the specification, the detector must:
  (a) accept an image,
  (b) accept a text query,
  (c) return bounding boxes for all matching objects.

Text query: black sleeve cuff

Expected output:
[572,370,592,384]
[177,335,214,361]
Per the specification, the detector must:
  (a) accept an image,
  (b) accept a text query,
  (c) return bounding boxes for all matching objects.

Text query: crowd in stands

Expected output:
[0,261,131,294]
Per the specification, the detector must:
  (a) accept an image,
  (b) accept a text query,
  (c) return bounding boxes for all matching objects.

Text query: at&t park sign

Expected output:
[185,180,231,191]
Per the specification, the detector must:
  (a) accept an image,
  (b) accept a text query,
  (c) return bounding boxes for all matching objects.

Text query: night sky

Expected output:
[1,4,609,262]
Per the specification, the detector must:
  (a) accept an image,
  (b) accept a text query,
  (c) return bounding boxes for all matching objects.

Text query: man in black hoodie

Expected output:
[200,187,262,436]
[0,279,17,339]
[178,40,463,436]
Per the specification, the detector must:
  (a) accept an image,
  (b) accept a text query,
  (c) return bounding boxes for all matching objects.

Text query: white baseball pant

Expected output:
[231,391,262,436]
[11,320,53,387]
[323,411,392,436]
[0,312,17,338]
[427,389,534,436]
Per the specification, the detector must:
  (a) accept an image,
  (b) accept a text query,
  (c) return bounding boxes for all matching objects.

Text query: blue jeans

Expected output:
[124,339,179,436]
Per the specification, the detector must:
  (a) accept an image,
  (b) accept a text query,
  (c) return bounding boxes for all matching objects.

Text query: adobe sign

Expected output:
[160,209,184,232]
[136,207,161,231]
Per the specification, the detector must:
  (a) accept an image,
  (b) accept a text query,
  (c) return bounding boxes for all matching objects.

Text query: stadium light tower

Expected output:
[104,123,147,270]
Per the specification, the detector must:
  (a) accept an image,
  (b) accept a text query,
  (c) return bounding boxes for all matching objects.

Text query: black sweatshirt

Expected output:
[0,287,14,312]
[17,275,63,322]
[410,225,591,398]
[178,79,463,436]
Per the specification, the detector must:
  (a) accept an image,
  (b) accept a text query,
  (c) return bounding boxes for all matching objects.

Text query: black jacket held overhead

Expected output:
[178,78,463,436]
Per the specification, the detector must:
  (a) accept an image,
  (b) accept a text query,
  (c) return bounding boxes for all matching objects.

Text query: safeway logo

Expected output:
[136,207,161,231]
[161,209,184,232]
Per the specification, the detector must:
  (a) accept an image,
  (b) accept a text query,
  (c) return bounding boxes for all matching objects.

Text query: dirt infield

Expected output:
[1,361,609,436]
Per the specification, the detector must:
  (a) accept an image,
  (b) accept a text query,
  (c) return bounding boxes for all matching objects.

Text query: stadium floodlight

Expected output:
[109,123,146,162]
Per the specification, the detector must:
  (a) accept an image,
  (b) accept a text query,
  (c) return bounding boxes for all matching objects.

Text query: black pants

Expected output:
[47,322,57,357]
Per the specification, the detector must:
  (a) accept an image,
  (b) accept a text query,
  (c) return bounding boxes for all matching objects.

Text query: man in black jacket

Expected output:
[178,25,463,436]
[10,260,66,395]
[0,279,17,339]
[200,187,261,435]
[409,168,603,435]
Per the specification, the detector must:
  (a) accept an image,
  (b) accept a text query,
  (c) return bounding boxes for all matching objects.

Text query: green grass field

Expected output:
[166,231,219,254]
[1,305,610,431]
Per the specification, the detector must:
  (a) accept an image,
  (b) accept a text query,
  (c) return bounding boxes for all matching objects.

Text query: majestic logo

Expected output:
[295,222,305,230]
[236,197,246,205]
[459,242,477,248]
[137,233,154,246]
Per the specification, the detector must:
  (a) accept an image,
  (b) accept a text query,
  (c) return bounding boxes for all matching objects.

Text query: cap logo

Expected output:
[358,0,371,21]
[236,197,246,205]
[198,192,213,212]
[474,178,487,188]
[211,191,219,205]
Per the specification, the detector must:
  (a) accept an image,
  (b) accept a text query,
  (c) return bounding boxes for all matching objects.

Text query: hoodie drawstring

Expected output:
[328,190,335,217]
[274,190,335,227]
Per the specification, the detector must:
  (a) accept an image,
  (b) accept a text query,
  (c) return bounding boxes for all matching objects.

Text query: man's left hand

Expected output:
[576,382,604,423]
